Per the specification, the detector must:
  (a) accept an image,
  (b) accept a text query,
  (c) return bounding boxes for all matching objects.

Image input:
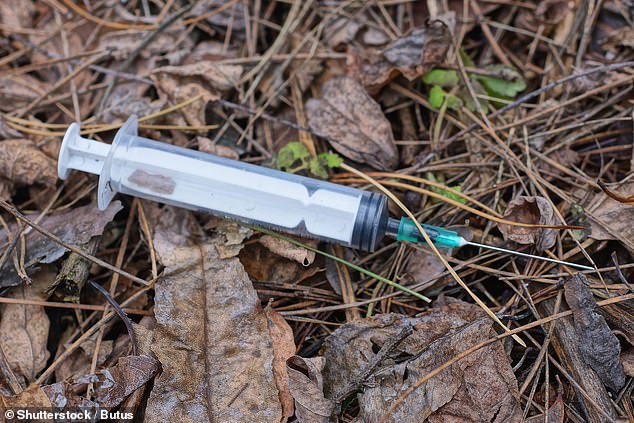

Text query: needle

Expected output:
[391,217,595,271]
[466,241,595,271]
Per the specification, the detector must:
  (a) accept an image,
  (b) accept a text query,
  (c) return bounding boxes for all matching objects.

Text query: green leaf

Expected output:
[422,69,459,87]
[431,185,467,204]
[308,153,342,179]
[276,141,310,171]
[429,85,446,108]
[475,65,526,99]
[308,158,329,179]
[320,152,343,169]
[429,85,462,111]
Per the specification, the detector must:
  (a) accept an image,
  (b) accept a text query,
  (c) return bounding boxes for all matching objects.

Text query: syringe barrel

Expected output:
[59,116,389,251]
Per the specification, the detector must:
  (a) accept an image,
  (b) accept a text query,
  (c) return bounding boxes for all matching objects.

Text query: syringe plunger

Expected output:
[58,116,389,251]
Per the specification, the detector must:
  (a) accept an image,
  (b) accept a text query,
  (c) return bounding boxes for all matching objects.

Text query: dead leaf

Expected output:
[587,179,634,251]
[0,139,56,186]
[622,348,634,377]
[0,115,22,139]
[515,0,571,35]
[97,28,187,61]
[1,355,158,413]
[0,201,122,289]
[184,41,239,64]
[0,177,13,201]
[190,0,246,30]
[525,394,565,423]
[497,196,557,251]
[101,83,165,124]
[0,0,34,29]
[325,16,363,50]
[144,206,284,422]
[0,268,52,385]
[151,62,242,126]
[347,18,452,93]
[564,273,626,391]
[196,136,240,160]
[383,19,452,80]
[321,300,522,422]
[72,355,159,408]
[1,385,53,413]
[240,242,300,283]
[598,180,634,204]
[306,76,398,170]
[265,307,296,419]
[258,234,316,265]
[405,228,472,286]
[287,356,335,423]
[55,336,113,383]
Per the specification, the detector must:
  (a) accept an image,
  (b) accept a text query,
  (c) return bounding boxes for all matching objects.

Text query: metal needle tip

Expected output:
[466,241,595,271]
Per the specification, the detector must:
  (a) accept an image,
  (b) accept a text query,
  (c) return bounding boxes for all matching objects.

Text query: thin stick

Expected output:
[0,200,148,286]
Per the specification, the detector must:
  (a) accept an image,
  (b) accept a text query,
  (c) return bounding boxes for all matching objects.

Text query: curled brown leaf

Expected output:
[0,140,56,186]
[306,76,398,170]
[497,196,557,251]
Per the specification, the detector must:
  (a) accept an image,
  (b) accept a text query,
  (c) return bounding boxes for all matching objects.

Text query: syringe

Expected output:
[58,116,593,270]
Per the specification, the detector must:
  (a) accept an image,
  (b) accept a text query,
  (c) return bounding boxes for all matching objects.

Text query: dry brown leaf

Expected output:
[383,20,452,80]
[184,41,239,64]
[525,394,565,423]
[144,206,285,422]
[196,136,240,160]
[622,348,634,377]
[0,268,52,385]
[286,356,335,423]
[515,0,571,35]
[598,180,634,204]
[54,337,113,383]
[0,355,158,414]
[587,180,634,251]
[71,355,159,408]
[101,82,165,124]
[347,18,452,93]
[151,62,242,126]
[258,234,316,265]
[306,76,398,170]
[405,228,471,286]
[0,201,122,289]
[97,28,187,61]
[497,196,557,251]
[265,307,296,420]
[0,177,13,201]
[321,300,522,422]
[1,385,53,412]
[190,0,246,30]
[240,242,300,283]
[0,116,22,140]
[325,16,363,50]
[564,274,625,391]
[0,139,56,186]
[0,0,34,29]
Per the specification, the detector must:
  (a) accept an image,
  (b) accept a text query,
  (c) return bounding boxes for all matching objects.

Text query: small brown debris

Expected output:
[128,169,176,195]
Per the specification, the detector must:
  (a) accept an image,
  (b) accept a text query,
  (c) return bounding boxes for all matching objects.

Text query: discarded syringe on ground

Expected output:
[58,116,593,271]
